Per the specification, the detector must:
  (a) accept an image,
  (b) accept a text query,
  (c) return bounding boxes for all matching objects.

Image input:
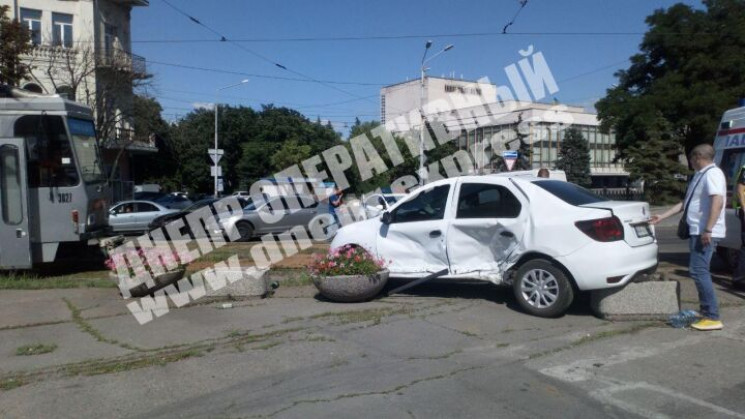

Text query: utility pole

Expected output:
[213,79,249,197]
[419,42,454,185]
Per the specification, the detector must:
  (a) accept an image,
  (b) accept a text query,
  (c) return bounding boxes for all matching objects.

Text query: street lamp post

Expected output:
[419,42,453,185]
[214,79,249,198]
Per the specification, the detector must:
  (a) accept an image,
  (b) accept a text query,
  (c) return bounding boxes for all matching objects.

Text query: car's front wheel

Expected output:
[236,221,254,242]
[512,259,574,318]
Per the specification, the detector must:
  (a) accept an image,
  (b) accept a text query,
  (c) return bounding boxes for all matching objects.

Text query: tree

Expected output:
[511,112,532,170]
[596,0,745,158]
[625,115,687,204]
[556,128,591,187]
[131,95,175,185]
[271,140,312,169]
[165,105,342,194]
[0,5,32,86]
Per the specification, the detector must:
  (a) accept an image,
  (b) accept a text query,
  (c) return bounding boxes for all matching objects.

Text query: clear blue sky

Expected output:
[132,0,701,134]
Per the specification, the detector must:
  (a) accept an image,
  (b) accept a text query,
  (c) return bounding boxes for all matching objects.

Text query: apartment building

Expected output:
[1,0,153,199]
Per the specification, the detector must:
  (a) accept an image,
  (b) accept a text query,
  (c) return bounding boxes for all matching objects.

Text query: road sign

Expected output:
[217,178,224,192]
[208,148,224,164]
[210,166,222,177]
[503,150,518,171]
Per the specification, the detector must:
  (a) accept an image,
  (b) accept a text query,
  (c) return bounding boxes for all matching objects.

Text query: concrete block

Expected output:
[205,268,269,299]
[591,281,680,321]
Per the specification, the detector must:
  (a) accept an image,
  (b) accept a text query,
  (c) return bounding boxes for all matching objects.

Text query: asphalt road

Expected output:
[0,228,743,418]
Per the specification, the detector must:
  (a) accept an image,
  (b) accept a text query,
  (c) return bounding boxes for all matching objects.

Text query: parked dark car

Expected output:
[154,194,193,210]
[148,198,219,231]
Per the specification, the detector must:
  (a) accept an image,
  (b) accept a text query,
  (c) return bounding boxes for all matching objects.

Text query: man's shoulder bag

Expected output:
[677,166,715,240]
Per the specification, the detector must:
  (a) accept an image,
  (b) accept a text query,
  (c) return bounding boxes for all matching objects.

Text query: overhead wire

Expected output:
[158,0,389,109]
[502,0,529,34]
[129,31,711,45]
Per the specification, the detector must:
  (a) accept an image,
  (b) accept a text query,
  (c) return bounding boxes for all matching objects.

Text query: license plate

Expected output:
[633,223,652,238]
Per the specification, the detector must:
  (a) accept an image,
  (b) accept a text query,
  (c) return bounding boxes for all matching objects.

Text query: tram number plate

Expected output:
[56,193,72,203]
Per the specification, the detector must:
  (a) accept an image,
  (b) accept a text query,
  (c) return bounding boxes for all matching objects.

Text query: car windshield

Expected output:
[533,180,606,206]
[68,118,105,184]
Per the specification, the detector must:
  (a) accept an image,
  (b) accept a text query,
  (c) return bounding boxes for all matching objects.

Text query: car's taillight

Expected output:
[575,216,624,242]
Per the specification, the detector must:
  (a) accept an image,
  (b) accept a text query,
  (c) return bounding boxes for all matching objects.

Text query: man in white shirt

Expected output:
[650,144,726,331]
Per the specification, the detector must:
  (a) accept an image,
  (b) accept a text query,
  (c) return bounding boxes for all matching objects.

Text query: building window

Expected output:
[20,8,42,45]
[53,13,74,48]
[22,83,43,93]
[380,95,386,124]
[104,24,117,57]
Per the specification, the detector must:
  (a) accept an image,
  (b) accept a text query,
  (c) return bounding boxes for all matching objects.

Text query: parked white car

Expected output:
[331,174,658,317]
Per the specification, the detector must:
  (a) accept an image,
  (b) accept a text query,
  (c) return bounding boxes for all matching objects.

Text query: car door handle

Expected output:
[500,230,515,238]
[429,230,442,238]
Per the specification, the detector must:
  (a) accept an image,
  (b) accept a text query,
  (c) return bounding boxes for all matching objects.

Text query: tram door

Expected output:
[0,138,32,269]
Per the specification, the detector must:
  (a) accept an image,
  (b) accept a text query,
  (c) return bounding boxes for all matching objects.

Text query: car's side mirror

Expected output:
[381,211,392,225]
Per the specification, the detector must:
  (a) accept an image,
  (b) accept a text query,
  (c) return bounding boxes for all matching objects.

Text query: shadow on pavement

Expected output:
[362,278,595,317]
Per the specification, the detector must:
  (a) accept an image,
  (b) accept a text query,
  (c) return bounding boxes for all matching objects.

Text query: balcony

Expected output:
[103,128,158,153]
[97,50,147,76]
[24,44,77,61]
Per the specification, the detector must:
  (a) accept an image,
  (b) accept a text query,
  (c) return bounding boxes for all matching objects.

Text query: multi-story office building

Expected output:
[381,76,628,187]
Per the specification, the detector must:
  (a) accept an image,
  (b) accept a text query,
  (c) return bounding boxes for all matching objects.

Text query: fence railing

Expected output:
[110,180,134,203]
[591,187,645,201]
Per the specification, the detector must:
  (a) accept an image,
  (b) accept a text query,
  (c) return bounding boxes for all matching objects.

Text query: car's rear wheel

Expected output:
[512,259,574,318]
[236,221,254,241]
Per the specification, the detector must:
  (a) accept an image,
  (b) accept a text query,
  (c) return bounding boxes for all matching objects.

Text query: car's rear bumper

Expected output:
[555,241,659,291]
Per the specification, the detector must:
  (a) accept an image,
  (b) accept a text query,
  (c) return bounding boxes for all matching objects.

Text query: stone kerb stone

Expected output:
[206,268,270,299]
[590,280,680,321]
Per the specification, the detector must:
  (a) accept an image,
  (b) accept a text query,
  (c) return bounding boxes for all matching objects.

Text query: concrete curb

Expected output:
[590,280,680,321]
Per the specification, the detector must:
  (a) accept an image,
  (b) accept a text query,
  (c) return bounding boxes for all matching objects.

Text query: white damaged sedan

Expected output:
[331,174,658,317]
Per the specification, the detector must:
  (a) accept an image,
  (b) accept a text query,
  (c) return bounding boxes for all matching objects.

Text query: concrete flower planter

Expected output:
[312,270,389,302]
[590,280,680,321]
[110,268,186,298]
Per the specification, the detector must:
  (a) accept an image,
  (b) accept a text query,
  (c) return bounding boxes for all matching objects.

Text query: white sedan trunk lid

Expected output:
[580,201,654,247]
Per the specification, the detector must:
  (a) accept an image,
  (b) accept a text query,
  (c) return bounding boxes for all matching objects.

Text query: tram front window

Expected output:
[14,115,79,187]
[68,118,104,183]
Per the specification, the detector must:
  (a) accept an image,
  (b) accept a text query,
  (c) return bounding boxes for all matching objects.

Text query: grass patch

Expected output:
[278,272,314,287]
[225,329,248,338]
[16,343,57,356]
[61,348,205,377]
[63,298,144,352]
[281,316,305,324]
[309,306,412,326]
[252,341,282,351]
[305,335,335,343]
[528,322,659,359]
[0,272,114,290]
[0,376,26,391]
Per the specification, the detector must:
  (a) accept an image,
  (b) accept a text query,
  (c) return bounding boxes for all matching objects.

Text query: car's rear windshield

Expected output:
[533,180,606,206]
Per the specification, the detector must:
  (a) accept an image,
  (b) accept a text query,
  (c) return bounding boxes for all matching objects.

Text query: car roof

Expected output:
[114,200,167,207]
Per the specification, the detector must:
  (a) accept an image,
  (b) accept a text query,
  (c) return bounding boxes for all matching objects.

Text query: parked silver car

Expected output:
[108,200,179,233]
[221,195,326,240]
